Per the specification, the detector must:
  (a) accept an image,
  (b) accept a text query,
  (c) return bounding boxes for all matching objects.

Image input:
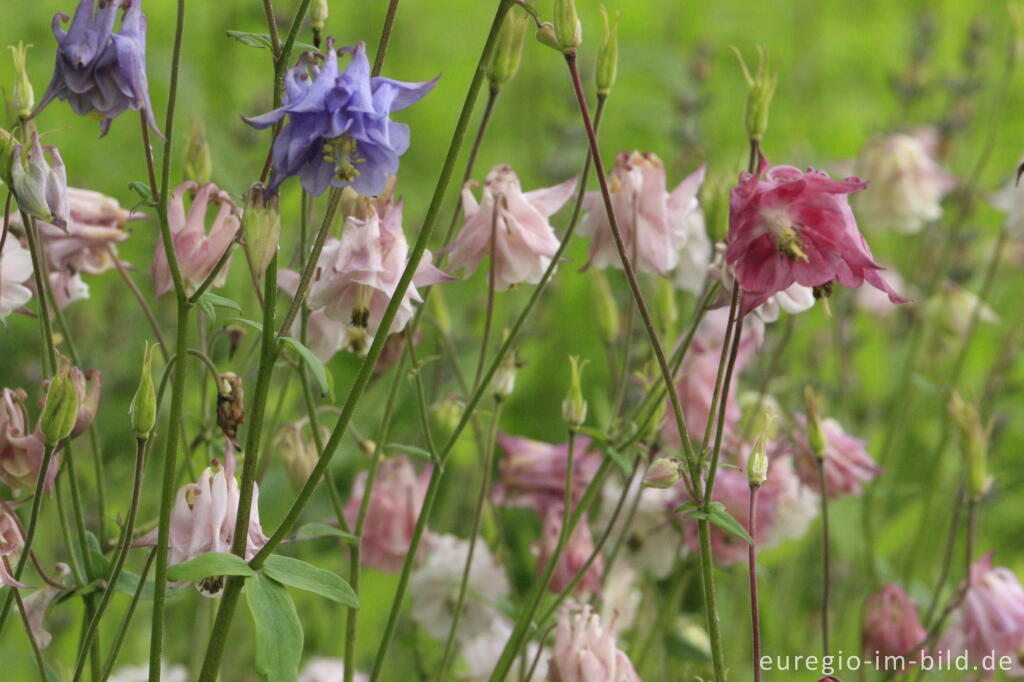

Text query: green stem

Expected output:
[5,556,49,681]
[817,458,831,655]
[20,211,57,372]
[371,0,402,77]
[100,549,157,681]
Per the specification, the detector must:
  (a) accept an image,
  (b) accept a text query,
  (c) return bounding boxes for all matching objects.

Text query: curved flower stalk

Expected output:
[447,164,577,290]
[150,182,240,297]
[34,0,160,136]
[580,151,708,283]
[244,40,437,196]
[0,388,56,495]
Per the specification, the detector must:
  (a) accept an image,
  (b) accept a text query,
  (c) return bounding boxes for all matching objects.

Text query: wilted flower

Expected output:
[548,605,641,682]
[151,182,240,297]
[134,441,268,596]
[854,131,954,234]
[0,503,29,588]
[461,618,548,681]
[937,554,1024,676]
[0,238,33,320]
[0,388,56,495]
[307,198,449,355]
[448,165,576,291]
[344,457,428,573]
[862,584,927,662]
[11,133,69,230]
[580,152,708,282]
[35,0,160,136]
[726,153,904,313]
[538,507,603,597]
[791,415,880,498]
[409,532,509,642]
[493,434,602,514]
[244,40,437,196]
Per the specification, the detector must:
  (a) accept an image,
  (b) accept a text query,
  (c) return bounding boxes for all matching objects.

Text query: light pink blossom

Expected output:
[0,388,56,495]
[0,503,29,588]
[548,605,641,682]
[791,415,881,498]
[22,562,70,649]
[726,153,904,313]
[278,268,346,363]
[538,507,603,597]
[0,238,33,320]
[862,584,927,663]
[344,457,429,573]
[448,164,576,291]
[152,182,240,297]
[493,435,602,514]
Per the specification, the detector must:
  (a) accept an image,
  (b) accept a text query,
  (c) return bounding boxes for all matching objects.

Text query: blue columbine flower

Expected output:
[244,39,438,197]
[33,0,160,137]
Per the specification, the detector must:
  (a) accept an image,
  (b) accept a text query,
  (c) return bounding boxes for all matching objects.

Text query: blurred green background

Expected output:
[2,0,1024,679]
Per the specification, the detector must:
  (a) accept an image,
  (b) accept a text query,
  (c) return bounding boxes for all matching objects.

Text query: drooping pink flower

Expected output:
[151,182,240,297]
[493,434,602,514]
[344,457,429,573]
[790,415,881,498]
[307,198,449,355]
[538,507,603,597]
[0,388,56,495]
[937,553,1024,677]
[862,584,927,663]
[278,268,346,363]
[0,503,30,588]
[548,605,641,682]
[447,165,576,291]
[580,151,707,281]
[726,153,904,313]
[0,238,33,320]
[134,441,267,596]
[708,242,816,322]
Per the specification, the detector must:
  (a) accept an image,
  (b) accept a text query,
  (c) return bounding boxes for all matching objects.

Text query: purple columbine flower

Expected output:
[34,0,160,137]
[244,39,438,197]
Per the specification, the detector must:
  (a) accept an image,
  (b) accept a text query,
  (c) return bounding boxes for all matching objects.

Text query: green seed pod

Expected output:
[553,0,583,54]
[41,359,79,446]
[312,0,329,31]
[803,385,827,459]
[643,457,681,489]
[183,118,212,185]
[561,356,589,430]
[8,42,34,120]
[129,343,158,440]
[489,8,529,89]
[949,391,990,501]
[243,183,281,279]
[595,6,620,96]
[731,46,778,143]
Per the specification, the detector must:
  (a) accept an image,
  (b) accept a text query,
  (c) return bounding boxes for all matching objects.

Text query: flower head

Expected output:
[151,182,240,297]
[862,584,927,661]
[493,434,602,514]
[448,165,576,291]
[790,415,880,498]
[35,0,160,136]
[0,388,56,495]
[0,238,33,320]
[726,153,904,313]
[580,152,708,282]
[0,503,30,588]
[278,268,347,363]
[244,40,437,196]
[548,605,641,682]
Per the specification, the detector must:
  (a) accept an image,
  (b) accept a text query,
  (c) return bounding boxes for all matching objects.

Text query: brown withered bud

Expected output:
[216,372,245,443]
[226,327,246,359]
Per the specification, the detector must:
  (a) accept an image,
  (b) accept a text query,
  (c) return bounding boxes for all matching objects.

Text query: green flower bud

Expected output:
[430,395,465,444]
[561,356,589,430]
[553,0,582,54]
[0,128,16,186]
[731,46,777,143]
[949,392,991,501]
[8,42,34,120]
[183,118,212,185]
[643,457,681,489]
[129,343,158,440]
[536,22,561,52]
[243,183,281,279]
[489,8,529,89]
[41,358,79,446]
[276,423,320,491]
[493,339,522,401]
[311,0,329,31]
[803,385,827,459]
[595,6,620,96]
[747,409,775,486]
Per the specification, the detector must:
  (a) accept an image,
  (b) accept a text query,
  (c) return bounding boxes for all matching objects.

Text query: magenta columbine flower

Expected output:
[0,239,33,321]
[862,584,927,662]
[151,182,241,297]
[580,152,708,283]
[0,388,56,496]
[549,605,641,682]
[539,507,603,597]
[791,415,881,498]
[447,164,577,290]
[35,0,160,136]
[244,40,437,196]
[493,434,602,514]
[726,153,904,313]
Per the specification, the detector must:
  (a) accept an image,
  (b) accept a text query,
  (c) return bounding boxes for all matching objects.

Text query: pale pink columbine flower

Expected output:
[862,584,927,663]
[0,238,33,320]
[152,182,241,296]
[538,507,603,597]
[580,152,708,282]
[790,415,881,498]
[134,441,268,596]
[990,159,1024,238]
[448,164,576,290]
[548,605,641,682]
[493,435,602,514]
[278,268,346,363]
[0,388,56,495]
[22,562,70,650]
[854,130,955,234]
[726,153,905,313]
[937,553,1024,677]
[344,457,429,573]
[298,658,369,682]
[0,503,29,588]
[308,199,449,355]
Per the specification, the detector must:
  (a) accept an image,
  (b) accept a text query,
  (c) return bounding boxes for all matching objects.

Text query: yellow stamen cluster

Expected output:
[322,134,365,182]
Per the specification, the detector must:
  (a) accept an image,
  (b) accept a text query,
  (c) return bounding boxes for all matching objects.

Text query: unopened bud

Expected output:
[11,132,69,230]
[276,423,320,491]
[493,342,521,400]
[489,8,529,89]
[536,22,561,51]
[129,343,157,440]
[643,457,681,489]
[731,46,777,143]
[311,0,329,31]
[595,6,620,95]
[0,128,16,185]
[243,183,281,279]
[803,385,827,459]
[561,356,589,430]
[8,42,34,120]
[949,392,990,501]
[69,367,101,439]
[747,410,775,486]
[553,0,583,54]
[41,358,79,446]
[216,372,245,442]
[183,118,212,185]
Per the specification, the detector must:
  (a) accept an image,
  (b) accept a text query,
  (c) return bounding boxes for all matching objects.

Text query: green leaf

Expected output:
[295,522,359,544]
[263,555,359,608]
[246,573,303,682]
[385,443,435,461]
[602,446,632,474]
[204,292,242,313]
[127,181,152,201]
[674,501,699,515]
[707,506,754,545]
[226,30,316,52]
[228,317,264,333]
[281,336,333,399]
[575,425,609,443]
[197,294,217,322]
[166,552,255,582]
